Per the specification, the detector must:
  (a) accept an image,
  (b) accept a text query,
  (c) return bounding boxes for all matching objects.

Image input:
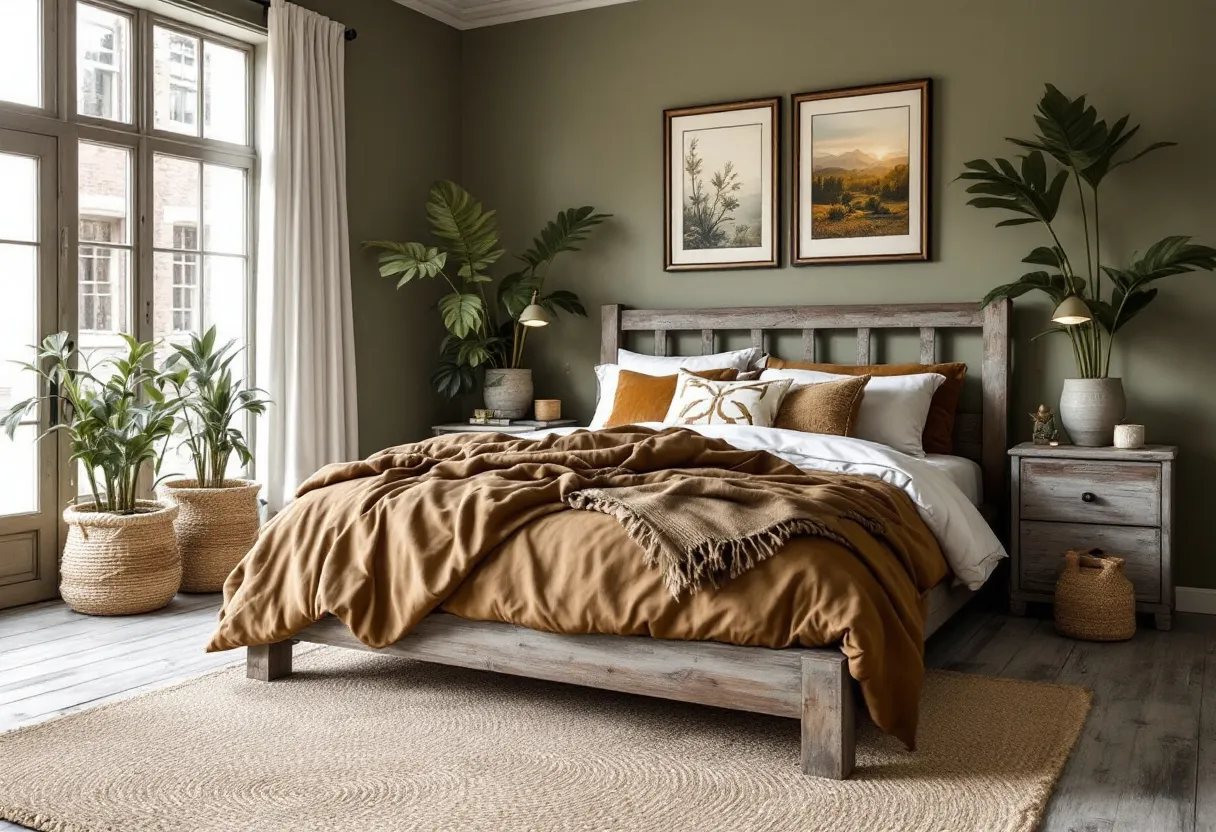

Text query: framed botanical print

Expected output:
[792,79,930,265]
[664,97,780,271]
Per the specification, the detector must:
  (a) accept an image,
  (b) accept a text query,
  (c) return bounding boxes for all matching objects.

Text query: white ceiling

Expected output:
[394,0,639,29]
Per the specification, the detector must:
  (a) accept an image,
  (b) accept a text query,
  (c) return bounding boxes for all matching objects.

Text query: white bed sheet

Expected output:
[523,424,1006,590]
[922,454,983,507]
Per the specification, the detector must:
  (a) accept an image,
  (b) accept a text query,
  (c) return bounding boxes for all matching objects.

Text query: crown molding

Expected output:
[394,0,638,30]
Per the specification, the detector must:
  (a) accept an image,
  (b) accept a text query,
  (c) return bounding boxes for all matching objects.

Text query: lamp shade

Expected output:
[519,303,549,328]
[1051,295,1092,326]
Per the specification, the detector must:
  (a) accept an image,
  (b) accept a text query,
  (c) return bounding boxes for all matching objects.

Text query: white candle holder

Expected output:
[1113,423,1145,450]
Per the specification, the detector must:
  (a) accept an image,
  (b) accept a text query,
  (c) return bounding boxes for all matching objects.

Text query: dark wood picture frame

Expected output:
[791,79,931,266]
[663,97,781,272]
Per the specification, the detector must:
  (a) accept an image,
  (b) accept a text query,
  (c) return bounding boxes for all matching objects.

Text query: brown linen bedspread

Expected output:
[207,426,948,746]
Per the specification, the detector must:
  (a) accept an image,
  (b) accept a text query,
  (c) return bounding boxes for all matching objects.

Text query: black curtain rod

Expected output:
[248,0,357,40]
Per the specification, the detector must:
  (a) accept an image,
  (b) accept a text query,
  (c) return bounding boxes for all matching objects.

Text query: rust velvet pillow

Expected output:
[773,375,870,437]
[605,368,738,427]
[766,358,967,454]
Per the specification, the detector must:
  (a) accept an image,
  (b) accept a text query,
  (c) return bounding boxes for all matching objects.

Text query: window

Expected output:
[3,2,257,481]
[0,0,42,107]
[153,155,247,361]
[76,3,130,122]
[156,29,199,135]
[77,140,133,365]
[171,224,198,332]
[79,219,115,331]
[168,35,197,127]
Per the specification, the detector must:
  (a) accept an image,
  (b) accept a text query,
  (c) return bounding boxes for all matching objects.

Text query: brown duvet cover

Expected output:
[208,427,948,747]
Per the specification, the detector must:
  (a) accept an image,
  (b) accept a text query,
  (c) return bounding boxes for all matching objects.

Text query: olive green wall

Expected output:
[459,0,1216,588]
[198,0,462,454]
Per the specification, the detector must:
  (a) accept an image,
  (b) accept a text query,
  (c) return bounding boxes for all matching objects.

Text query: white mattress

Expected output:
[922,454,983,506]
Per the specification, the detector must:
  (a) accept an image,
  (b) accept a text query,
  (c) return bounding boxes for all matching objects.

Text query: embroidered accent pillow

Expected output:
[605,368,738,427]
[773,374,870,436]
[664,371,793,427]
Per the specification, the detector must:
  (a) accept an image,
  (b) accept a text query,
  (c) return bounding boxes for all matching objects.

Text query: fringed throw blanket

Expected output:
[566,478,886,598]
[208,426,947,747]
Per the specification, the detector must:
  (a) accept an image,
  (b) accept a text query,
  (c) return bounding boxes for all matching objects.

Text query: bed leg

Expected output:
[247,641,293,681]
[800,653,856,779]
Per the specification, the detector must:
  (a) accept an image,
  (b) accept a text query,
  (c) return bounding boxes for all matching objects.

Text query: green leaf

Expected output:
[540,290,587,318]
[1110,288,1158,332]
[516,206,611,271]
[431,360,475,399]
[425,181,505,280]
[981,271,1069,307]
[957,151,1068,226]
[438,292,485,339]
[1022,246,1067,269]
[497,270,540,318]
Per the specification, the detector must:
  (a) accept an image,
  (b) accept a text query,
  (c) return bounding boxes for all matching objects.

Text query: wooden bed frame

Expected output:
[248,300,1010,780]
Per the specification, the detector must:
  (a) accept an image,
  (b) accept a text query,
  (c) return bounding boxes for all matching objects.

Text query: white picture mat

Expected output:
[669,106,775,266]
[797,89,923,259]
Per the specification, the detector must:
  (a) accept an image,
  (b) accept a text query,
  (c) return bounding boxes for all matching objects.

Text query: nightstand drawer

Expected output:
[1020,459,1161,527]
[1019,520,1161,603]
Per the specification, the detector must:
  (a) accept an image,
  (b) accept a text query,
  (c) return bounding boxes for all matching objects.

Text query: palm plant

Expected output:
[159,327,269,488]
[364,180,610,397]
[960,84,1216,378]
[1,333,177,514]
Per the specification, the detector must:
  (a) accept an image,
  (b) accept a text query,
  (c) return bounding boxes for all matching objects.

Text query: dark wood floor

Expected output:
[0,596,1213,831]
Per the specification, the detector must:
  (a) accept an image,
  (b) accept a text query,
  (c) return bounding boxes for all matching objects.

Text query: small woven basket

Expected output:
[158,479,261,592]
[61,500,182,616]
[1054,549,1136,641]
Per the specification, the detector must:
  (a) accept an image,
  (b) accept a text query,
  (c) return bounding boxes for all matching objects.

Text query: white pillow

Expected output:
[589,347,762,429]
[665,371,792,427]
[618,347,760,374]
[760,368,946,457]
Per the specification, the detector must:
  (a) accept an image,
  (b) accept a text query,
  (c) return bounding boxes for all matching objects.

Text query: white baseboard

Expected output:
[1177,586,1216,615]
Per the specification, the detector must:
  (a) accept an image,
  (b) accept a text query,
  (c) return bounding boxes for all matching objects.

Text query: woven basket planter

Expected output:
[1054,549,1136,642]
[158,479,260,593]
[61,500,182,616]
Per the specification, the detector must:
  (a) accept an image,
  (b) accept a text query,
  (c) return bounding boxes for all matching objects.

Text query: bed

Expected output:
[240,300,1011,780]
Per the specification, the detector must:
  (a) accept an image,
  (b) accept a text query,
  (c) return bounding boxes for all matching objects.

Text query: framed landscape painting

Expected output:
[664,97,780,271]
[792,79,930,265]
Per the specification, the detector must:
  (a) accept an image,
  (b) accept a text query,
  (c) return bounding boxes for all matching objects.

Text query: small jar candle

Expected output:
[1113,423,1145,450]
[534,399,562,421]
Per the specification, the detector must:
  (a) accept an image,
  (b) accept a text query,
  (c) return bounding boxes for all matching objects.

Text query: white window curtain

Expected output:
[256,0,358,512]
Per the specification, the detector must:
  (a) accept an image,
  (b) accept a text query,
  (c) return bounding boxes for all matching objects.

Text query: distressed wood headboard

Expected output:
[600,300,1011,519]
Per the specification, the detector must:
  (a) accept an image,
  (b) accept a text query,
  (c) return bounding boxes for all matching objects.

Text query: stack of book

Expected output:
[468,417,568,427]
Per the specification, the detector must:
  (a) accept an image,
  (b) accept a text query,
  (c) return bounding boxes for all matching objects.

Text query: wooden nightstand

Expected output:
[1008,443,1177,630]
[431,420,578,437]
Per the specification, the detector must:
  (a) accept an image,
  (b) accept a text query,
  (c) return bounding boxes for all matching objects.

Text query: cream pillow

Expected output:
[664,371,793,427]
[761,368,945,456]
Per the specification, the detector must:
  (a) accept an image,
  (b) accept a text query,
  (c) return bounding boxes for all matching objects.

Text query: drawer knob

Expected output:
[1081,492,1096,503]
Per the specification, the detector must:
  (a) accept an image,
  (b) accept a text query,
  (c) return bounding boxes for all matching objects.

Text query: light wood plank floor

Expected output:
[0,597,1213,831]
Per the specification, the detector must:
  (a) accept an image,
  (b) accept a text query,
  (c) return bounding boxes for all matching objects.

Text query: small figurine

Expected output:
[1030,404,1058,445]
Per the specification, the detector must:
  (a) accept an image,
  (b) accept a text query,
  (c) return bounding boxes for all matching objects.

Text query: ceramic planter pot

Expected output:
[483,368,533,419]
[158,479,261,592]
[1059,378,1126,447]
[61,500,182,616]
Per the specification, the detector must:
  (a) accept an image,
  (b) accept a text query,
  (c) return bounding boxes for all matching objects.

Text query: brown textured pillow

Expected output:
[773,375,869,436]
[767,358,967,454]
[605,368,738,427]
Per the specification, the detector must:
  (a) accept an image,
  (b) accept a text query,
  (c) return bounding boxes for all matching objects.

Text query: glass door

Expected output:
[0,129,61,609]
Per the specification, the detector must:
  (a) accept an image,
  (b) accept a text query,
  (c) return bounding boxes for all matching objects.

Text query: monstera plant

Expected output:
[960,84,1216,444]
[365,181,609,417]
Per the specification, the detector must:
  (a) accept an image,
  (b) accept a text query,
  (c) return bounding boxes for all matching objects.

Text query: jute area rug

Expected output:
[0,648,1089,832]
